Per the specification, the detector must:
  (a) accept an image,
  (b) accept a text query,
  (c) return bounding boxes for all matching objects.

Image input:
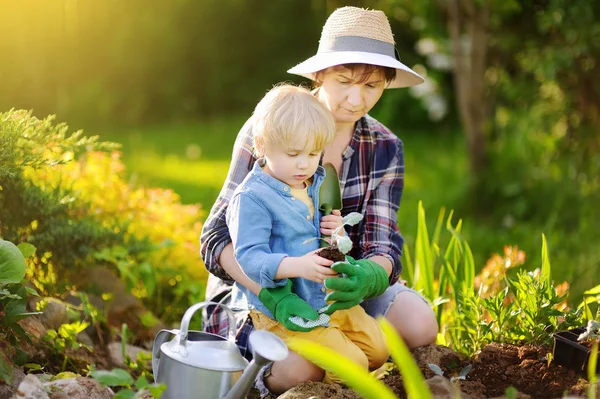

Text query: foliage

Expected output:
[90,323,165,399]
[0,239,40,384]
[403,201,594,356]
[0,109,205,326]
[90,367,166,399]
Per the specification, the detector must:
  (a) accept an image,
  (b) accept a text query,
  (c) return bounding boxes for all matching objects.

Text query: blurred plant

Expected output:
[0,109,205,325]
[427,363,472,382]
[0,239,40,384]
[403,202,588,356]
[90,366,165,399]
[588,341,598,399]
[42,320,90,372]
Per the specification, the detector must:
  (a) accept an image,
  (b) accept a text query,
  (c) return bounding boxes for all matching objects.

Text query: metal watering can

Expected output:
[152,301,289,399]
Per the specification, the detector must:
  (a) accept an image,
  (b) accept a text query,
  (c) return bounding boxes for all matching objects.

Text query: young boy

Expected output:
[226,84,389,384]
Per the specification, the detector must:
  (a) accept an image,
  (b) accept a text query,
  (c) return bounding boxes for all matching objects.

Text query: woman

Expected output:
[200,6,438,396]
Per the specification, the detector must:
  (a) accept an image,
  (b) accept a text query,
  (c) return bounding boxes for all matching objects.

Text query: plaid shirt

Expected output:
[200,114,405,397]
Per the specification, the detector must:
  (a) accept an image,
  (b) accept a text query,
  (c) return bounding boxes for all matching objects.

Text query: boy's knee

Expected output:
[284,361,325,386]
[368,341,391,370]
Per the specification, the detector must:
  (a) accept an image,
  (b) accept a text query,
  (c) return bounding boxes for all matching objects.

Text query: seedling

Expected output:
[578,320,600,342]
[303,212,363,261]
[427,363,472,382]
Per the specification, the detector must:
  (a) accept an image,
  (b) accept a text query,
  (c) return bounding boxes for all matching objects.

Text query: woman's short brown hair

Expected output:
[314,64,397,86]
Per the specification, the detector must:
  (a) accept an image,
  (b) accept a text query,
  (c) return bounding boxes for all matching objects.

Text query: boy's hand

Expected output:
[259,280,320,332]
[322,256,389,314]
[297,251,337,284]
[320,209,344,244]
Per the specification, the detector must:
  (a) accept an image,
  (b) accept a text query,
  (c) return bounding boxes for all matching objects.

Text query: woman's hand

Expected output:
[320,209,344,244]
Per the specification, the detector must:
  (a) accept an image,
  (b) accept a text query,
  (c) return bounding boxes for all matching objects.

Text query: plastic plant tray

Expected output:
[552,328,597,375]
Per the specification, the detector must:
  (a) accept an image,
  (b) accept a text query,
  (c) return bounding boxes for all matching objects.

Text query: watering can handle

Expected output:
[152,329,177,380]
[179,301,237,344]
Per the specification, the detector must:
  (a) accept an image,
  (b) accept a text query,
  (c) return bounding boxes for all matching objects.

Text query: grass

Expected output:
[96,117,597,303]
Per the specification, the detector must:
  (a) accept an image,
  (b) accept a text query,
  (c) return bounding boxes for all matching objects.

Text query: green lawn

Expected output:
[97,118,597,302]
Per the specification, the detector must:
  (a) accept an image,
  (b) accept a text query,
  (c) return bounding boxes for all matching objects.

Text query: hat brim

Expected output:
[287,51,424,89]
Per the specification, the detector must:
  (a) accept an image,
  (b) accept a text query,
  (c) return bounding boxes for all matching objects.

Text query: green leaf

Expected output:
[148,383,167,398]
[380,318,432,399]
[90,368,134,387]
[583,285,600,296]
[0,239,26,284]
[416,201,435,300]
[114,390,136,399]
[0,351,13,384]
[135,376,149,390]
[540,234,552,295]
[17,242,36,259]
[588,342,598,387]
[287,338,396,399]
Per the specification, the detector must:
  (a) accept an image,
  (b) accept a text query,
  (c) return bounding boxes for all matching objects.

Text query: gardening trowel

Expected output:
[319,162,342,247]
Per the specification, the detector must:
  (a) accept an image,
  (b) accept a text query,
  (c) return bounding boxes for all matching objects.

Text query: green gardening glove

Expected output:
[322,256,389,315]
[258,279,320,332]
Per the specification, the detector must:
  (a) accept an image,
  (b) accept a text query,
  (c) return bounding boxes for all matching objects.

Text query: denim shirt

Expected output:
[226,161,328,318]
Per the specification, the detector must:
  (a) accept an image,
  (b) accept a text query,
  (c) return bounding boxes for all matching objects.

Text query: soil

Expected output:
[250,343,596,399]
[317,246,346,263]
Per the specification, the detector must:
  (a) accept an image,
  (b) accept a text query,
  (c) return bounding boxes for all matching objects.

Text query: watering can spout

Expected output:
[222,330,289,399]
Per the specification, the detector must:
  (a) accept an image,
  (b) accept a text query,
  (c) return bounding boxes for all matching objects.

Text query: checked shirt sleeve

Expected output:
[200,118,256,282]
[359,139,404,285]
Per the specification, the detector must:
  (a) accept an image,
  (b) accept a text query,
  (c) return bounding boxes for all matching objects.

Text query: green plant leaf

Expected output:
[90,368,134,387]
[380,318,432,399]
[416,201,435,300]
[287,338,396,399]
[0,239,26,284]
[540,234,552,291]
[0,351,13,384]
[114,390,136,399]
[17,242,36,259]
[148,383,167,398]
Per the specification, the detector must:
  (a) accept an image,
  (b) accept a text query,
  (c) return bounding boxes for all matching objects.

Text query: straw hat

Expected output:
[287,7,424,89]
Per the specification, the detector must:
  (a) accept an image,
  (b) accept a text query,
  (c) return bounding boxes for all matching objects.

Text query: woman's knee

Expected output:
[385,292,438,348]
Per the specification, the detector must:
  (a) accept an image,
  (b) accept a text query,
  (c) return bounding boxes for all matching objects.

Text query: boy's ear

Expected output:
[253,137,265,157]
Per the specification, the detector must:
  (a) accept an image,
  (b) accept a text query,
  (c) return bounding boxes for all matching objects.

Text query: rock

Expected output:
[35,299,69,331]
[12,374,48,399]
[107,342,150,368]
[17,317,46,342]
[46,377,113,399]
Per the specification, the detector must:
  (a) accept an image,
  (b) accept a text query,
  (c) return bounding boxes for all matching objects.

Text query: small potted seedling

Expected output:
[303,212,364,262]
[312,162,363,262]
[553,319,600,375]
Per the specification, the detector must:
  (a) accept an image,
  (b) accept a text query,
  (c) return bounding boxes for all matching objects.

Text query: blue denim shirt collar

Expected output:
[252,158,326,195]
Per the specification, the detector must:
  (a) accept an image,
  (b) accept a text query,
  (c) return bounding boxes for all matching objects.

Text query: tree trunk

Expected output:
[447,0,490,180]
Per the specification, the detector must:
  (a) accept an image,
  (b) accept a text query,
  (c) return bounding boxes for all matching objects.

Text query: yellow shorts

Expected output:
[250,306,389,384]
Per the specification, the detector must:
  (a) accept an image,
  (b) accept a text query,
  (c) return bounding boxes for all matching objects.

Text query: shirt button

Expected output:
[321,287,325,292]
[306,215,310,220]
[291,197,296,201]
[284,187,289,192]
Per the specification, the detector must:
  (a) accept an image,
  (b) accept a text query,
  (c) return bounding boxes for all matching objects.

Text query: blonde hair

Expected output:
[252,84,335,157]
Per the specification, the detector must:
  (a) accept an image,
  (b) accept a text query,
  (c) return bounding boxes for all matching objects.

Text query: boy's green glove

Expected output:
[323,256,389,315]
[258,280,321,332]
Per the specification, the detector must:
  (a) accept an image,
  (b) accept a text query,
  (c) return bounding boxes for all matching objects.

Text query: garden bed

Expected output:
[258,343,595,399]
